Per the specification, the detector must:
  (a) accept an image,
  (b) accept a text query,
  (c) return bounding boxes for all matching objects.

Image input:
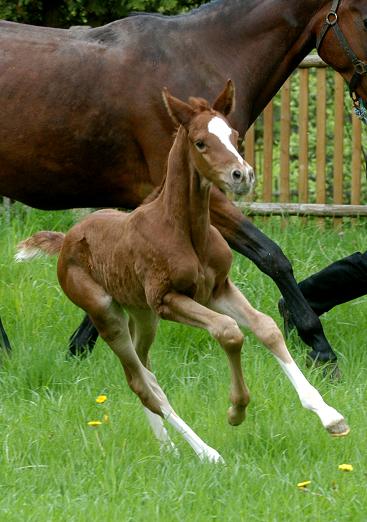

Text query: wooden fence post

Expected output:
[241,54,365,220]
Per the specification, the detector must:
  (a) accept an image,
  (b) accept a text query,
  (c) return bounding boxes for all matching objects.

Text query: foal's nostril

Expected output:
[231,169,243,182]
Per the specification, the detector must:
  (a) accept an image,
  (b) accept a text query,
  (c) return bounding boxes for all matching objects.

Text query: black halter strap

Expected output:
[317,0,367,174]
[316,0,367,103]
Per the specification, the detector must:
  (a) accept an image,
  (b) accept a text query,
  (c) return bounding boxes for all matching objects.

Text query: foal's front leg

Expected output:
[210,280,349,436]
[209,187,338,364]
[159,292,250,426]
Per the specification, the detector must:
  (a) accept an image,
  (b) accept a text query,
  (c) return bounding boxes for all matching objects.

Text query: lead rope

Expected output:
[353,98,367,178]
[354,97,367,125]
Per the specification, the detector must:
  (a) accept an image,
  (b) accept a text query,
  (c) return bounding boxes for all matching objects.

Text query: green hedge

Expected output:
[0,0,204,27]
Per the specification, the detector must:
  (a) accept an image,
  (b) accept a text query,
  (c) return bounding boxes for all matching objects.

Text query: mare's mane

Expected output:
[127,0,252,20]
[128,0,221,18]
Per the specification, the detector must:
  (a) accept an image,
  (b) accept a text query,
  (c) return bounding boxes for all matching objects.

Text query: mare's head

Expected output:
[314,0,367,103]
[162,80,255,195]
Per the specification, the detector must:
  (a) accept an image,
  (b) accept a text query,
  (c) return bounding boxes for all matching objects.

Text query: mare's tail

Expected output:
[15,231,65,262]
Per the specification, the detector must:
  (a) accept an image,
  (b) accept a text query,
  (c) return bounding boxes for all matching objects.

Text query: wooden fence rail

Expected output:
[241,55,366,217]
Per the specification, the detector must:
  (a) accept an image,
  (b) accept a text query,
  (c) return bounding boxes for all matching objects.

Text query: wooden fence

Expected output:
[239,55,367,218]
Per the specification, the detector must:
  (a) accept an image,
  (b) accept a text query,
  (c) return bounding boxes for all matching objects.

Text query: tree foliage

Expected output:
[0,0,204,27]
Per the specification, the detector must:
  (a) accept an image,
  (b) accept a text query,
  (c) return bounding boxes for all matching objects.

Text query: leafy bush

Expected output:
[0,0,204,27]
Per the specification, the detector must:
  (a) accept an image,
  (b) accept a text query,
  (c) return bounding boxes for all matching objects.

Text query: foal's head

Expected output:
[162,80,254,195]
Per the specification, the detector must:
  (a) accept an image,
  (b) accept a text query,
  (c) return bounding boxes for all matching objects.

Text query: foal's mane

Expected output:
[142,181,165,205]
[142,97,215,206]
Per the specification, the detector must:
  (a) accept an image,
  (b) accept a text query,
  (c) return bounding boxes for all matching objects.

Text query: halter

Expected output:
[316,0,367,122]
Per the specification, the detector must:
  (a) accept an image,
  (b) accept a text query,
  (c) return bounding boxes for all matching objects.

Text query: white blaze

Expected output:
[208,116,244,165]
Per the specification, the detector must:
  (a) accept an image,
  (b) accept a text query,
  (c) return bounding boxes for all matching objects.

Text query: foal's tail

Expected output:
[15,231,65,262]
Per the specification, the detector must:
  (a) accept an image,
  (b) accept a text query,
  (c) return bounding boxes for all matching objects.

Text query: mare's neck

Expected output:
[185,0,328,128]
[159,126,211,259]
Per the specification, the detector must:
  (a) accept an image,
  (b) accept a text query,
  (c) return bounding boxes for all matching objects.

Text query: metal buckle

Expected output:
[326,11,338,25]
[354,61,367,75]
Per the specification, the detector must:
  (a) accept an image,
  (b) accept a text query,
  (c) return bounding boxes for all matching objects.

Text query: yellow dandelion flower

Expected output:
[103,414,109,423]
[96,394,107,404]
[338,463,353,472]
[87,420,102,427]
[297,480,311,488]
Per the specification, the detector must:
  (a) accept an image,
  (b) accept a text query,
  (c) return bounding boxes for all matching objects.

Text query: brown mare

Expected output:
[16,84,349,462]
[1,0,367,365]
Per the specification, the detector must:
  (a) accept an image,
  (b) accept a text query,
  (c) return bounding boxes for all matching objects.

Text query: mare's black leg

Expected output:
[209,189,337,363]
[68,314,99,358]
[0,316,11,353]
[279,251,367,332]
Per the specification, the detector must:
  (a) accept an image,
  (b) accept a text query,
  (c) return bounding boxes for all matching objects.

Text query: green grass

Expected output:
[0,205,366,521]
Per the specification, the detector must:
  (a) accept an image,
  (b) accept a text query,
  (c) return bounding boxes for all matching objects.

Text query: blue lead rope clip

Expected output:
[354,97,367,125]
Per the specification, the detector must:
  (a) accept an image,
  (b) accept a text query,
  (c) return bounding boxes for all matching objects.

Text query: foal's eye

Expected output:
[364,19,367,30]
[195,140,206,151]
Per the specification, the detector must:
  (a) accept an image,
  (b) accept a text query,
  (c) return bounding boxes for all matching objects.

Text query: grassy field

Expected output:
[0,205,366,521]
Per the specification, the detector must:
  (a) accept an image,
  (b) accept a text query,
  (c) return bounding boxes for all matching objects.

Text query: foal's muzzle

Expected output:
[229,163,255,195]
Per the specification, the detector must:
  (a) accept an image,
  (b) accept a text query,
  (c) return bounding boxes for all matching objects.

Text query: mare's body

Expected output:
[1,0,367,363]
[16,87,349,462]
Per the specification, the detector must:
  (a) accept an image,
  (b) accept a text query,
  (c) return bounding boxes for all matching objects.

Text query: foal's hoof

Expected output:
[327,419,350,437]
[278,298,295,337]
[199,447,225,464]
[227,405,246,426]
[160,441,180,458]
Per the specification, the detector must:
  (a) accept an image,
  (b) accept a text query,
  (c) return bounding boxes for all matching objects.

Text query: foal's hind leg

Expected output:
[128,308,223,462]
[128,309,177,454]
[158,292,250,427]
[61,269,222,462]
[60,268,162,410]
[210,280,349,436]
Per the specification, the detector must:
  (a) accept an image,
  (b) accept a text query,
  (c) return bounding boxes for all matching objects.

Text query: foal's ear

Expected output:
[162,88,195,127]
[212,79,235,116]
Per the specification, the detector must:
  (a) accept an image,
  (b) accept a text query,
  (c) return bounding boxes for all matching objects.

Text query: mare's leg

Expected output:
[62,268,222,462]
[209,187,337,363]
[68,313,98,358]
[210,280,349,436]
[158,292,250,427]
[0,316,11,354]
[128,309,177,454]
[279,251,367,332]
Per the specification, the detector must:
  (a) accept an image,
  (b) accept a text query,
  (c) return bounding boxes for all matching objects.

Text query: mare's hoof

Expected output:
[227,405,246,426]
[322,362,342,381]
[278,298,295,337]
[66,347,90,360]
[307,357,342,381]
[327,419,350,437]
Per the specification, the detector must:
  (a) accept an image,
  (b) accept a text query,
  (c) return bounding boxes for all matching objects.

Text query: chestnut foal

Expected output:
[16,82,349,463]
